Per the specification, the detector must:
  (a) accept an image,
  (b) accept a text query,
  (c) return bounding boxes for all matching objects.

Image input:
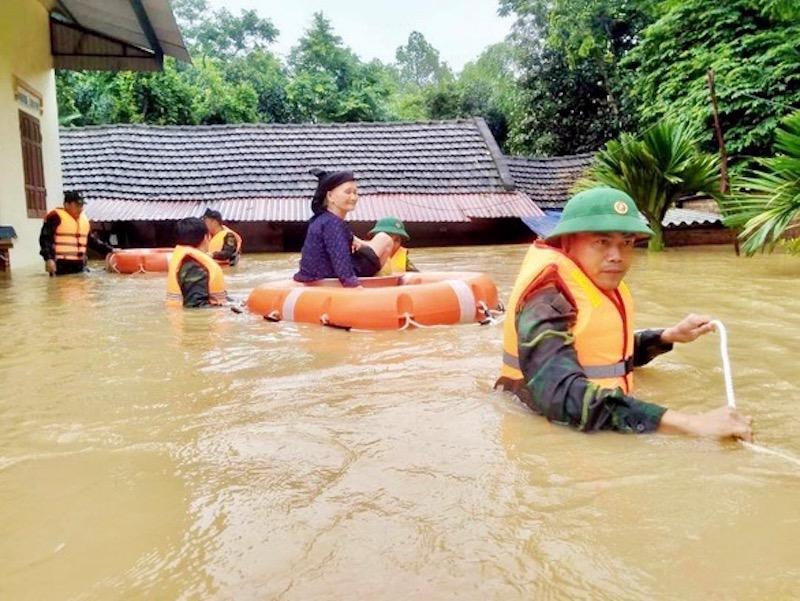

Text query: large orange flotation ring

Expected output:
[246,272,503,330]
[106,248,173,273]
[107,248,235,274]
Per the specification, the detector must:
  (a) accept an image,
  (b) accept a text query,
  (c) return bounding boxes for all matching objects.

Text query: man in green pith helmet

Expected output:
[496,187,753,440]
[367,216,418,275]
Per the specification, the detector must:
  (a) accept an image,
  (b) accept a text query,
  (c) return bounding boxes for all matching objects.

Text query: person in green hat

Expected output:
[365,216,418,276]
[496,187,753,441]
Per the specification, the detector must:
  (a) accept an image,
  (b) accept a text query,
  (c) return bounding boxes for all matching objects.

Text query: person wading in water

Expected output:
[496,187,753,440]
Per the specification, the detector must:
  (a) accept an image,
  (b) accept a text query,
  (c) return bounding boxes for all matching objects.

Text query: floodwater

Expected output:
[1,245,798,600]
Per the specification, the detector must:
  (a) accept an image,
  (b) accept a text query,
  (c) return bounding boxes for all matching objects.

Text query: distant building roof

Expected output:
[505,154,595,209]
[61,118,543,223]
[662,208,722,228]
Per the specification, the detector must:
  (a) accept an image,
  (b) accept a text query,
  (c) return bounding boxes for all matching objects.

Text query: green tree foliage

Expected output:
[395,31,453,89]
[622,0,800,158]
[500,0,655,155]
[55,0,284,126]
[505,47,620,155]
[390,43,518,145]
[189,58,259,124]
[223,50,291,123]
[285,13,389,122]
[576,121,721,251]
[172,0,278,59]
[721,111,800,255]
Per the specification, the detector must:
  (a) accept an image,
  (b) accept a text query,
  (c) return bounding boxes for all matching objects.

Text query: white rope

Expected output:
[399,312,440,330]
[711,319,800,467]
[107,256,120,273]
[478,301,506,326]
[710,320,736,409]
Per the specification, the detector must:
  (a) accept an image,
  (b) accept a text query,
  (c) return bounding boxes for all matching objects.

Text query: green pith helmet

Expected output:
[369,216,410,241]
[546,187,654,240]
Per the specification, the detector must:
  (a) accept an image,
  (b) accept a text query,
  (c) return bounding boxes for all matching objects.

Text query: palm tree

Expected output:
[721,110,800,255]
[575,120,721,251]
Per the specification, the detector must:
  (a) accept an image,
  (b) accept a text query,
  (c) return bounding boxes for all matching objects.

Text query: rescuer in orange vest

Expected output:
[203,208,242,266]
[39,190,114,276]
[166,217,228,308]
[368,217,418,276]
[496,187,753,441]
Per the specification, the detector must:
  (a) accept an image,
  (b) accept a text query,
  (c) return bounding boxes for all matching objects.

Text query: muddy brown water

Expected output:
[1,245,798,600]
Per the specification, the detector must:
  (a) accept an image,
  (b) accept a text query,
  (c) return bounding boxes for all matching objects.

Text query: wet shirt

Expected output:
[211,232,239,265]
[514,285,672,433]
[294,211,360,287]
[178,258,216,308]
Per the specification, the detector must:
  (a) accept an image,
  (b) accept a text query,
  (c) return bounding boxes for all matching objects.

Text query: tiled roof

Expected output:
[84,192,542,223]
[506,154,595,208]
[60,118,514,203]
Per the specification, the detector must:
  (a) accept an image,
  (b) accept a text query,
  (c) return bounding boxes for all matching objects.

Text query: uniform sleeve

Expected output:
[516,286,667,433]
[178,258,213,308]
[88,232,114,256]
[633,329,673,366]
[211,232,237,261]
[39,212,60,260]
[323,221,359,287]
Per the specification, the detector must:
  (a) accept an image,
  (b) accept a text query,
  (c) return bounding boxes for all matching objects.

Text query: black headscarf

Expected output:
[203,208,223,223]
[310,168,355,216]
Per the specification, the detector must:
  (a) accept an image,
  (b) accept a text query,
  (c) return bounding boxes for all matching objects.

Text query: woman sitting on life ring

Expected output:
[294,169,394,288]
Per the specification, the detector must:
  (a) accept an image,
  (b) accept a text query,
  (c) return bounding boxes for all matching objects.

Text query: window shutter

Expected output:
[19,110,47,218]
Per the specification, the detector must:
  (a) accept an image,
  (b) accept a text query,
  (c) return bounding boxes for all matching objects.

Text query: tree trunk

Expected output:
[706,70,729,194]
[648,219,665,252]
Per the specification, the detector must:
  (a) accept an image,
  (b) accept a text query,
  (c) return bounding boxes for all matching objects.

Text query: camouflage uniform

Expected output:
[512,285,672,433]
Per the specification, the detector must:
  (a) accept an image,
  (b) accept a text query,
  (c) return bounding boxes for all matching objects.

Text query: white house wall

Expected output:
[0,0,63,269]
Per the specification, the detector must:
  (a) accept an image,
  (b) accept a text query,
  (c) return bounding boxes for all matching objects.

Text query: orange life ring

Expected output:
[106,248,173,273]
[246,272,503,330]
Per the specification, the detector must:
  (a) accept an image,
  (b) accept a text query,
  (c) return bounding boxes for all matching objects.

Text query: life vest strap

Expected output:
[502,351,521,370]
[582,356,634,378]
[502,352,632,378]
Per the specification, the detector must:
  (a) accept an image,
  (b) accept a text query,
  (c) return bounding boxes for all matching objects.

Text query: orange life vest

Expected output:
[166,245,227,306]
[376,246,409,276]
[499,241,635,395]
[208,226,242,265]
[51,208,90,261]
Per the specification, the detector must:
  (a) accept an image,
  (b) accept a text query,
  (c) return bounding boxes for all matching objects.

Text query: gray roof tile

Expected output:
[506,154,595,208]
[60,118,515,202]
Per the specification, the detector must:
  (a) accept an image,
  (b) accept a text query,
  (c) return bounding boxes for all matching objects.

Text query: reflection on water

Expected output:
[1,245,798,600]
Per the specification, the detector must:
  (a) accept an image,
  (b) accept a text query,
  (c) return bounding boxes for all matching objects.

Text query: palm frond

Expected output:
[576,120,722,250]
[721,110,800,255]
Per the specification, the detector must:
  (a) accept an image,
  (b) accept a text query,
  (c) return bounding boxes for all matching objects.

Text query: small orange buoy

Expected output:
[106,248,173,274]
[247,272,502,330]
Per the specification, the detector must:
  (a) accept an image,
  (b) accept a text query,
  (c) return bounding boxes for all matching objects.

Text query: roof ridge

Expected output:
[473,117,515,190]
[58,118,481,133]
[507,152,596,162]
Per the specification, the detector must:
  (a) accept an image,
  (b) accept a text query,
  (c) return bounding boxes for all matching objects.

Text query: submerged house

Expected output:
[506,154,733,246]
[60,117,732,253]
[60,118,543,251]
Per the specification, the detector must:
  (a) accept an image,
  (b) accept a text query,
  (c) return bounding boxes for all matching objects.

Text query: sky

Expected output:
[205,0,514,72]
